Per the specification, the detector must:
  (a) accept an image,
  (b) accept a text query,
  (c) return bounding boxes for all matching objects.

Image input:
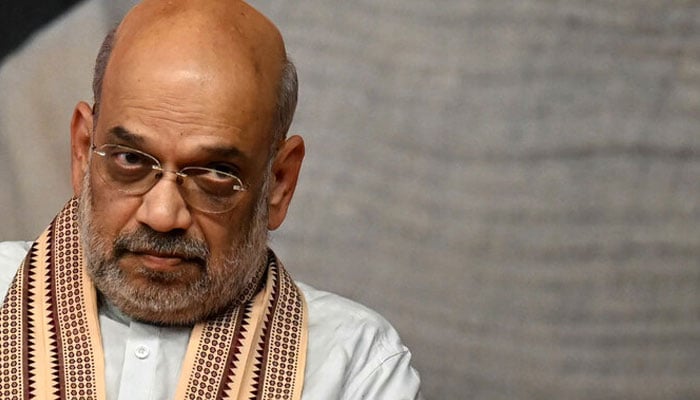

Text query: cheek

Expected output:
[198,201,256,259]
[89,178,141,238]
[199,215,242,257]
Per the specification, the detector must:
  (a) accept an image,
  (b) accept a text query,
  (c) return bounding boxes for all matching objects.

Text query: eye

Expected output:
[98,145,157,182]
[209,163,239,176]
[112,150,151,169]
[196,163,242,182]
[184,165,243,195]
[204,165,239,182]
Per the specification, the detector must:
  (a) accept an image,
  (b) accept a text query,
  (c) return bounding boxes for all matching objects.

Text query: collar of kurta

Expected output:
[0,198,308,399]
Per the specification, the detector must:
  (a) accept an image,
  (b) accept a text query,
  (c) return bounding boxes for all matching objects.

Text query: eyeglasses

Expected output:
[91,143,247,214]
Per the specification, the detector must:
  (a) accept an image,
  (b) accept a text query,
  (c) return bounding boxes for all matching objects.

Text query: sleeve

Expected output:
[0,241,32,298]
[299,283,424,400]
[345,347,424,400]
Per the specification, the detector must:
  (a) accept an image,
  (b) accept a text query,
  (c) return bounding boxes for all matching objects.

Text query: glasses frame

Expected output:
[90,143,247,214]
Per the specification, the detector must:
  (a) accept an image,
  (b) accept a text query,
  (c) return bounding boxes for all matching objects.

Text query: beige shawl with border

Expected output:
[0,198,307,399]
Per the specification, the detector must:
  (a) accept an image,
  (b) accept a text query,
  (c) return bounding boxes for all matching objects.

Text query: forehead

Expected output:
[102,1,284,120]
[95,22,281,162]
[95,0,288,151]
[102,39,270,127]
[96,75,270,164]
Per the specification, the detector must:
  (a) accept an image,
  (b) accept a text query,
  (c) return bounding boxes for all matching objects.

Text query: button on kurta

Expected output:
[134,345,150,359]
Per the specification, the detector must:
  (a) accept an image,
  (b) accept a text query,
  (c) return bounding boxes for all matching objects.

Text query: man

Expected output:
[0,0,423,399]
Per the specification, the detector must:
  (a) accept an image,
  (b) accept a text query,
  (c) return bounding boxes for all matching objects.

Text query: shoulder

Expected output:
[297,282,423,400]
[300,282,395,328]
[0,241,31,296]
[299,282,405,354]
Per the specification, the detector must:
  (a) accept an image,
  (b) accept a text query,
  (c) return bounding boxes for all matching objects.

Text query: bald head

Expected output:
[92,0,297,144]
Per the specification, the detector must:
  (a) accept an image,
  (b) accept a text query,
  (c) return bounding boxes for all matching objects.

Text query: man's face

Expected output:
[76,23,281,324]
[79,166,270,325]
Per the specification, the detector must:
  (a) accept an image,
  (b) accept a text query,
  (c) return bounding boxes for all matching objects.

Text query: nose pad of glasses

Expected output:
[173,171,187,185]
[153,169,187,185]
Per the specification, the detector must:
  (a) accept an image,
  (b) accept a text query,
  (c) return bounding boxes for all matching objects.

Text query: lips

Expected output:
[111,228,209,273]
[136,254,178,273]
[128,250,203,273]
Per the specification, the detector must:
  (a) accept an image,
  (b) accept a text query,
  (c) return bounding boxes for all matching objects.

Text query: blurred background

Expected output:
[2,1,700,399]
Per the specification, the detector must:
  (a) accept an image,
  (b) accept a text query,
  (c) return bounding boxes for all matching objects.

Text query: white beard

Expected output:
[78,168,270,325]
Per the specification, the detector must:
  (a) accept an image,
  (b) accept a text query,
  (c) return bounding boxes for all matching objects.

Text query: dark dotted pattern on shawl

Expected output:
[184,254,269,396]
[179,252,306,399]
[261,269,304,399]
[0,266,24,397]
[187,311,238,397]
[54,201,98,397]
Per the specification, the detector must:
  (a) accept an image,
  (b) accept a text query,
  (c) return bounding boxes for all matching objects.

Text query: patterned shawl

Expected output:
[0,198,308,399]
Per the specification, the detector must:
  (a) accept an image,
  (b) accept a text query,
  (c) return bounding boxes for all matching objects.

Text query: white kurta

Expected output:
[0,241,423,400]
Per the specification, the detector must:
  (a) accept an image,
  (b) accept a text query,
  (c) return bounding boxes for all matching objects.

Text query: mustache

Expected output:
[112,226,210,263]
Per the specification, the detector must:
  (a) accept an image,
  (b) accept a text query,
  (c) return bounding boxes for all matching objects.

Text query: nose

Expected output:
[134,173,193,233]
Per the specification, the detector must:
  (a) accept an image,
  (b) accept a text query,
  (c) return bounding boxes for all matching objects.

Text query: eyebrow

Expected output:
[104,125,248,162]
[105,126,145,146]
[197,145,245,160]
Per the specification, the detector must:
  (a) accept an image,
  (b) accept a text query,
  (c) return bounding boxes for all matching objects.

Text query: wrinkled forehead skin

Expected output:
[100,0,287,149]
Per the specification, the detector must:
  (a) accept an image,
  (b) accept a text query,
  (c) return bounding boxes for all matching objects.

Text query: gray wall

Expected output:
[1,1,699,399]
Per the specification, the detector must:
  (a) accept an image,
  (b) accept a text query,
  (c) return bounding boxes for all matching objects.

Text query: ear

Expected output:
[70,101,94,196]
[267,135,305,230]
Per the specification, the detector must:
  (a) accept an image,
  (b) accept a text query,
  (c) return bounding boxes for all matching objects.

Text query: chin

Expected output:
[105,284,226,326]
[120,301,217,326]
